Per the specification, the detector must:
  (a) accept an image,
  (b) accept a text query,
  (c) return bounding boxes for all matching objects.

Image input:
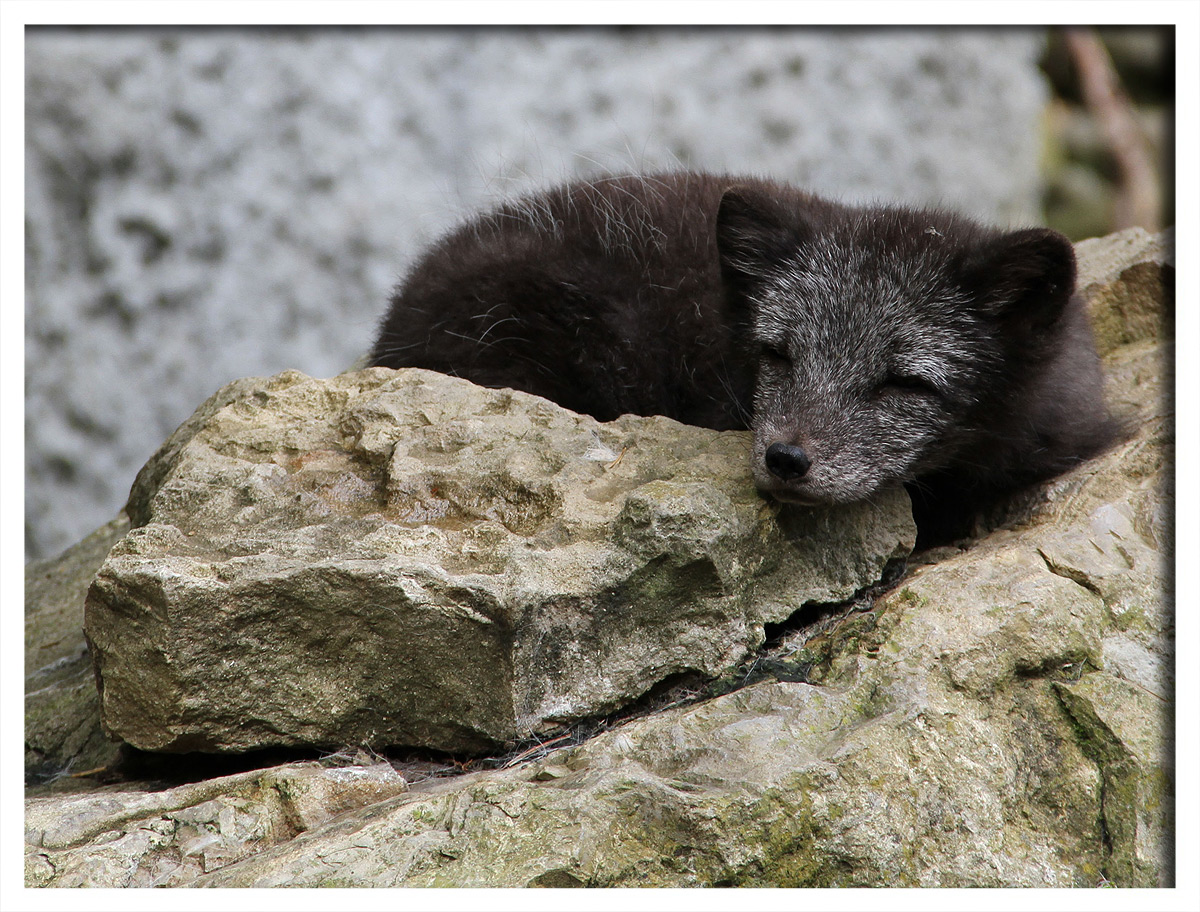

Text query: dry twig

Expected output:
[1062,27,1161,232]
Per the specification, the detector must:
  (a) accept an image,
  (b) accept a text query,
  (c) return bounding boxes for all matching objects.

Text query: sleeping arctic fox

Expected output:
[371,172,1116,543]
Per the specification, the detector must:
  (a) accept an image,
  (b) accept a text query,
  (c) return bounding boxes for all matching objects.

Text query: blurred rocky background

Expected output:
[1040,26,1173,240]
[24,26,1172,561]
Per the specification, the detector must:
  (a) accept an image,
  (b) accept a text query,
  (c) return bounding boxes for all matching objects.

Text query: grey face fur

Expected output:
[740,226,998,505]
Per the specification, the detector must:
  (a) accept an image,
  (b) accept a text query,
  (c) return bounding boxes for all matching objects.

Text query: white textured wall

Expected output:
[25,27,1049,559]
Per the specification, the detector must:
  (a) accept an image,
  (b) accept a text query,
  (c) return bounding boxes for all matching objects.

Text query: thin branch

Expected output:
[1062,27,1161,232]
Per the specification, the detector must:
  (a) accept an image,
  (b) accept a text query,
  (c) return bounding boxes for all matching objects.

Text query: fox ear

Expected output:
[961,228,1077,332]
[716,187,807,294]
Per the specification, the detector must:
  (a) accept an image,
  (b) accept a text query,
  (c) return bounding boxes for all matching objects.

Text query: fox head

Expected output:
[715,185,1080,506]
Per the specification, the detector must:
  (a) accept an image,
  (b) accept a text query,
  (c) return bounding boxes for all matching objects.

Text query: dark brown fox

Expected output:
[371,172,1116,544]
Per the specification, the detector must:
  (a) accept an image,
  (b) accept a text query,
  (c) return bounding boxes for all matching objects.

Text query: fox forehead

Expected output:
[745,243,1000,401]
[754,251,980,344]
[768,228,967,306]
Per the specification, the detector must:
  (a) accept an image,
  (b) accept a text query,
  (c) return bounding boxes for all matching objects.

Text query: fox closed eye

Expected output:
[760,344,791,366]
[875,371,941,398]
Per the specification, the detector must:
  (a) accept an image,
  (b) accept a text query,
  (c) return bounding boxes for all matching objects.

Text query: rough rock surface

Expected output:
[1074,227,1173,356]
[25,227,1172,887]
[83,370,914,754]
[25,759,408,888]
[25,516,131,782]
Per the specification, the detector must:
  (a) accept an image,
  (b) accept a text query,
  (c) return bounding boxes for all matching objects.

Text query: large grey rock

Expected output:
[169,321,1186,888]
[83,369,914,754]
[24,29,1050,560]
[31,370,1172,885]
[26,227,1171,887]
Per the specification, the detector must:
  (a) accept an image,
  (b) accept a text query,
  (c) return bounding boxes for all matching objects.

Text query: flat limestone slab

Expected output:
[84,367,914,753]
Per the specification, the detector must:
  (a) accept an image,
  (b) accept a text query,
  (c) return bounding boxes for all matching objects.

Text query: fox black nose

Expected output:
[765,442,811,481]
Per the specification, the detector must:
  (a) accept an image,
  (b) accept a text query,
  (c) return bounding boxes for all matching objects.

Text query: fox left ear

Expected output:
[961,228,1077,332]
[716,186,809,291]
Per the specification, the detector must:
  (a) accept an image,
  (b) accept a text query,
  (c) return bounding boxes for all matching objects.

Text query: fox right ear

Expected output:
[716,187,805,293]
[960,227,1077,334]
